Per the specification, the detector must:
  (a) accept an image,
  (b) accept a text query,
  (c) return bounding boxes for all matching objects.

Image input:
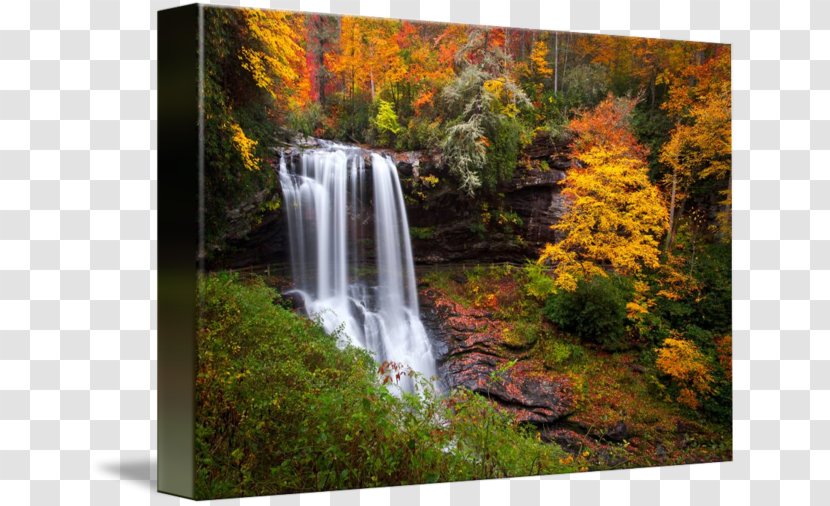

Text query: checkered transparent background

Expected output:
[0,0,827,504]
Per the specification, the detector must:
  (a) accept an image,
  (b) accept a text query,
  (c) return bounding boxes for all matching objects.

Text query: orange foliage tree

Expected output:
[567,94,648,160]
[398,22,456,116]
[659,45,731,247]
[325,16,371,104]
[238,9,310,111]
[325,17,408,103]
[538,96,668,290]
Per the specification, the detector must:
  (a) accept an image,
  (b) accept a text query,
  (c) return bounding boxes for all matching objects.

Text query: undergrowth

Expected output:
[195,272,575,498]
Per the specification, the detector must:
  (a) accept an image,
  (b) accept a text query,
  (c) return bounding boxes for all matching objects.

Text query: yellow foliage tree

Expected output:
[529,40,553,79]
[626,279,655,321]
[538,145,669,291]
[325,16,367,101]
[363,19,407,100]
[659,45,731,245]
[238,10,309,109]
[655,337,714,410]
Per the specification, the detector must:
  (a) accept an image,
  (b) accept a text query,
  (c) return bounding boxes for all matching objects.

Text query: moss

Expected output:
[409,226,435,240]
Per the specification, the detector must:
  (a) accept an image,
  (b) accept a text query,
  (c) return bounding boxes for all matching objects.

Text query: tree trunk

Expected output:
[561,33,571,95]
[649,75,655,110]
[721,175,732,240]
[664,169,677,254]
[554,33,559,95]
[673,200,687,250]
[689,231,698,276]
[317,51,326,105]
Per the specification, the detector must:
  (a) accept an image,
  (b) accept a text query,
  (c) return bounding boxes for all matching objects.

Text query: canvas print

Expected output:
[158,4,731,500]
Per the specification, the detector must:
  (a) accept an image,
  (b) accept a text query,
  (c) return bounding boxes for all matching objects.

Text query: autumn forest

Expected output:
[196,7,731,498]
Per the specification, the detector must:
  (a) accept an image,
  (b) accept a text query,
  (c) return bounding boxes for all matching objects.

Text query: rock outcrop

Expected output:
[402,155,571,264]
[420,287,575,424]
[211,138,573,269]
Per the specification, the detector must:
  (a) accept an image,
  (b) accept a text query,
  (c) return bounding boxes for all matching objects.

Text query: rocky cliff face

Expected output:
[396,151,571,264]
[212,139,573,269]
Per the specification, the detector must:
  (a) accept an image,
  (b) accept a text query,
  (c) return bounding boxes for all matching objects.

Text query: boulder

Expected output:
[281,290,306,312]
[446,355,575,424]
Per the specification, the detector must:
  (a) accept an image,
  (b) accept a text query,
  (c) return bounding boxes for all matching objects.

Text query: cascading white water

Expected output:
[279,143,436,390]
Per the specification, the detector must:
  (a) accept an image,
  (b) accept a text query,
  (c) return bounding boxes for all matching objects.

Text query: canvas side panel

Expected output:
[157,3,200,499]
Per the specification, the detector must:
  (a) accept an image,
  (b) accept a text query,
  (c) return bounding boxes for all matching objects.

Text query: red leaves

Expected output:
[377,360,411,385]
[568,95,649,162]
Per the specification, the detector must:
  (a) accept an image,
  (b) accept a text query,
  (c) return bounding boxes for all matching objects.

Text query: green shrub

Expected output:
[445,388,572,478]
[326,93,372,142]
[522,262,555,302]
[689,243,731,335]
[502,320,540,349]
[544,339,586,367]
[494,209,523,233]
[468,220,487,238]
[396,118,442,151]
[287,102,323,136]
[701,364,732,424]
[543,274,633,350]
[481,115,526,191]
[195,272,575,498]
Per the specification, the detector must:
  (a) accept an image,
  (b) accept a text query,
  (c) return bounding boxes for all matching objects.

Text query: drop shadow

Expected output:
[98,456,206,503]
[97,455,155,489]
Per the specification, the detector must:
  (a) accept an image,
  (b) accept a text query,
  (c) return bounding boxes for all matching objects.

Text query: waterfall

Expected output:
[279,143,436,390]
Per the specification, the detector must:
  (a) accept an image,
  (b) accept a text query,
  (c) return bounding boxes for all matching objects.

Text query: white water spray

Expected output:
[279,143,436,389]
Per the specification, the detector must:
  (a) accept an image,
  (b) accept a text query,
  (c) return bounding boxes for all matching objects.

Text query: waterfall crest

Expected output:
[279,143,436,389]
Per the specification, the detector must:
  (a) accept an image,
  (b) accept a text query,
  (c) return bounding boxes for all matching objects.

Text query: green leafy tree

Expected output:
[372,98,402,145]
